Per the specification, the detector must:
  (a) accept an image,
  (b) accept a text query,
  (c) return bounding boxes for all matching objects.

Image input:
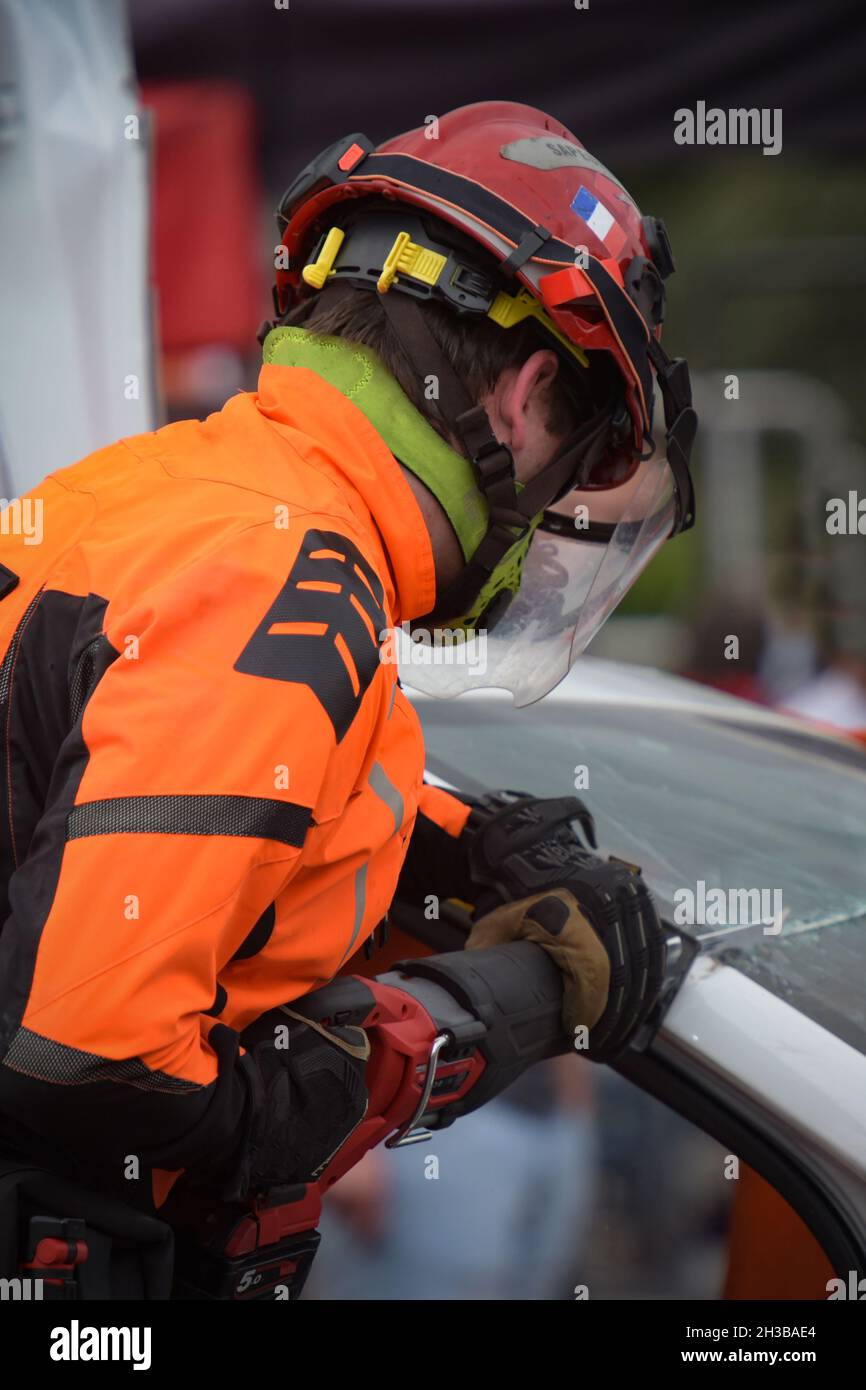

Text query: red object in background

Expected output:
[724,1166,834,1300]
[682,670,770,706]
[140,82,267,353]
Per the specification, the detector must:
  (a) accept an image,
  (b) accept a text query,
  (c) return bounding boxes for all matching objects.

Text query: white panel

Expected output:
[0,0,155,496]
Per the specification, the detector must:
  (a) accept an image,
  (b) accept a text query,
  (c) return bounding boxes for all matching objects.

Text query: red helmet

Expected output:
[273,101,696,534]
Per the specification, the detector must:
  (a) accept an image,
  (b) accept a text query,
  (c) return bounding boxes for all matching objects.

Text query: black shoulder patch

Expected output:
[234,528,388,742]
[0,564,19,601]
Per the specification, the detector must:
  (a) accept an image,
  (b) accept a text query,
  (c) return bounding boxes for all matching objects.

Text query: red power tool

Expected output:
[169,792,683,1300]
[170,937,567,1300]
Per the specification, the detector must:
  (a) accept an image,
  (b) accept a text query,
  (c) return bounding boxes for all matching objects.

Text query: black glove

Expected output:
[228,1008,370,1199]
[463,791,667,1062]
[395,788,474,909]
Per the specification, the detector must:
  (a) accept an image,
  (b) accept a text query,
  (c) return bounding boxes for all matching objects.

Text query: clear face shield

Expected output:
[399,443,678,706]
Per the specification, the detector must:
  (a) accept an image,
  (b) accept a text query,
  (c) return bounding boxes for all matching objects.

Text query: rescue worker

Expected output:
[0,103,696,1213]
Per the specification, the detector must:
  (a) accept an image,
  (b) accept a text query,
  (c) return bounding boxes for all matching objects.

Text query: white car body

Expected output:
[409,657,866,1276]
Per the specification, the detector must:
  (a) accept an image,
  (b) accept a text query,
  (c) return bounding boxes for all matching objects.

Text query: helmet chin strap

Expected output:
[646,335,697,534]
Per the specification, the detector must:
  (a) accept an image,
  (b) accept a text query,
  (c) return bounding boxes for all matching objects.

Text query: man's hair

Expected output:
[287,286,592,441]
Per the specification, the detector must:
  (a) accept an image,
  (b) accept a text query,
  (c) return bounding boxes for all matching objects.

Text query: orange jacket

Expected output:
[0,364,469,1192]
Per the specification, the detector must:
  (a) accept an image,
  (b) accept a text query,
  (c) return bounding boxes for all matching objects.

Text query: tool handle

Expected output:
[380,938,568,1123]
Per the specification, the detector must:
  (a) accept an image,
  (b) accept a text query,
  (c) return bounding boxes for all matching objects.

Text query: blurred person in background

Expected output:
[785,646,866,733]
[306,1056,597,1301]
[784,538,866,734]
[680,592,770,705]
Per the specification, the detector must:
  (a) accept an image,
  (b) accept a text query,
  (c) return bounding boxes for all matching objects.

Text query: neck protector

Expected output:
[262,326,541,631]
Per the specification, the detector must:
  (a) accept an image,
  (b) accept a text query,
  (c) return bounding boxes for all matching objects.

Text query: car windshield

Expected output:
[415,693,866,1055]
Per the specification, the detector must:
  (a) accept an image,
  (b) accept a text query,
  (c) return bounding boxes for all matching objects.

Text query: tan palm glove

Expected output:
[466,888,610,1038]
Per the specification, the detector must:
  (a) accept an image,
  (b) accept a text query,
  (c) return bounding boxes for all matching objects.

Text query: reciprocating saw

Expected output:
[170,792,685,1300]
[171,936,567,1299]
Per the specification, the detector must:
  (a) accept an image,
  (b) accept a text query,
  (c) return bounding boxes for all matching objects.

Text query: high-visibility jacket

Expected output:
[0,363,470,1196]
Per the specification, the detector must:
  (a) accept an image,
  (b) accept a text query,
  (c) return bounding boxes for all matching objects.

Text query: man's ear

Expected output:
[485,349,559,452]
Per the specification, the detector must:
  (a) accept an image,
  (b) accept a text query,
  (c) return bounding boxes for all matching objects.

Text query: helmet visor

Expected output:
[399,450,676,705]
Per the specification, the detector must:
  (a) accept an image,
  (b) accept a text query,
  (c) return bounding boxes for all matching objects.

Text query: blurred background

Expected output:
[1,0,863,1298]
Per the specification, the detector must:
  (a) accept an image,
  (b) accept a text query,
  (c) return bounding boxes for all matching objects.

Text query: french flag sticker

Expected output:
[570,185,626,254]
